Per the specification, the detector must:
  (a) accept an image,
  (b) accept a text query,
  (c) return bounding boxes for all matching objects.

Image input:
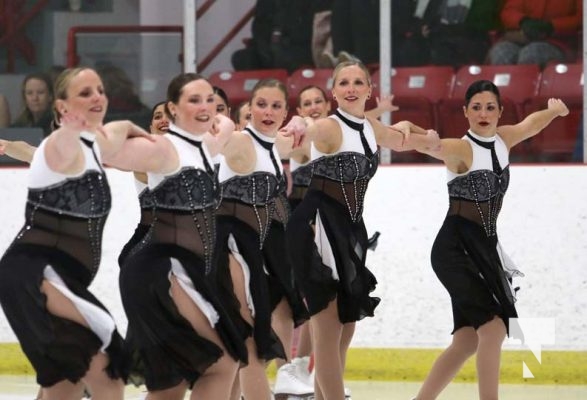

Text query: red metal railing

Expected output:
[0,0,49,72]
[197,6,255,72]
[66,1,255,72]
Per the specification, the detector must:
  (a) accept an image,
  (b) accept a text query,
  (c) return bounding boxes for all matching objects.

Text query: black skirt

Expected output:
[0,243,126,387]
[431,215,518,333]
[263,220,309,327]
[286,189,380,323]
[212,215,286,362]
[120,243,248,391]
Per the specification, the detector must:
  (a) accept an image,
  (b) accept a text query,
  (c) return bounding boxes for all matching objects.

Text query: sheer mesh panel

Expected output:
[17,205,106,277]
[216,199,270,236]
[448,198,497,234]
[151,208,216,259]
[309,176,369,221]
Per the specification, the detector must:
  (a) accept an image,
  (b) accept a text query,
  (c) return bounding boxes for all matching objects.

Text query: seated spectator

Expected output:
[232,0,330,72]
[10,72,54,137]
[392,0,501,68]
[0,94,10,128]
[329,0,379,65]
[488,0,582,67]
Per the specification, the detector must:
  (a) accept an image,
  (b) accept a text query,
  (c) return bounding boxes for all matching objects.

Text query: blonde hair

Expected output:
[332,60,372,87]
[51,67,92,127]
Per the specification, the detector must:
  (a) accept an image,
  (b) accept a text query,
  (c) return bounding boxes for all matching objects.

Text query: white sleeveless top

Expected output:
[28,131,102,189]
[148,123,214,189]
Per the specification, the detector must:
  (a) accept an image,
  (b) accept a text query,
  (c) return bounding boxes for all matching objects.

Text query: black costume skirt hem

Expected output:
[120,243,248,390]
[286,189,380,323]
[0,244,126,387]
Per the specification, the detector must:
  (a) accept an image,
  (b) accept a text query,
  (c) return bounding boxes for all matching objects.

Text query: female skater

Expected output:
[214,78,309,400]
[118,73,247,400]
[0,67,153,400]
[413,80,568,400]
[280,60,440,400]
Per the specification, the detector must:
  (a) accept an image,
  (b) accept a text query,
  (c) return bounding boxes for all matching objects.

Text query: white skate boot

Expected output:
[274,359,315,400]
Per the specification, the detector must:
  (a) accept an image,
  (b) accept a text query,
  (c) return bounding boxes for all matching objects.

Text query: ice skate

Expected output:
[274,359,315,400]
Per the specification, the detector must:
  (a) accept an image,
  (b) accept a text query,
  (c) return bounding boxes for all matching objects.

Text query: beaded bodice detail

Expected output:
[15,138,110,283]
[147,166,219,273]
[220,171,283,247]
[26,170,110,217]
[221,171,281,206]
[447,164,510,237]
[311,151,379,223]
[291,162,313,187]
[152,168,218,211]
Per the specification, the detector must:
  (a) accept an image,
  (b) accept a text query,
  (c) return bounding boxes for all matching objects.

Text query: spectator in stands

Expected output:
[328,0,379,65]
[0,94,10,128]
[10,73,54,137]
[96,63,151,129]
[213,86,231,117]
[231,0,331,72]
[488,0,582,67]
[392,0,501,67]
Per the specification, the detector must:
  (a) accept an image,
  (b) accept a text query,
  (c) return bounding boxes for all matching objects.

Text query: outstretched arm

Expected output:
[498,98,569,149]
[280,116,341,154]
[372,118,440,152]
[98,120,172,173]
[0,139,36,163]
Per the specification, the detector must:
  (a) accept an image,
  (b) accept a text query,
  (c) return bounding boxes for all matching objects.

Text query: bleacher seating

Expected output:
[208,62,583,164]
[372,66,455,162]
[208,69,289,107]
[287,68,334,110]
[437,64,540,135]
[372,65,454,132]
[524,62,583,161]
[436,64,542,161]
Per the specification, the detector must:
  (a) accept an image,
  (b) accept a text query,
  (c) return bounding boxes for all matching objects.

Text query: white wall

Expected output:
[0,165,586,350]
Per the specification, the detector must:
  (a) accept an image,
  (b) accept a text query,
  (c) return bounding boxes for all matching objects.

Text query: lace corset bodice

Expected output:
[152,168,219,211]
[310,151,379,223]
[16,164,111,284]
[312,151,378,182]
[220,171,282,206]
[291,162,313,187]
[446,131,510,237]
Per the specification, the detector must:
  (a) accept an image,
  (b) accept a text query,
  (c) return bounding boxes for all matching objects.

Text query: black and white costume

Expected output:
[288,158,313,211]
[119,123,247,390]
[286,109,380,322]
[0,132,126,387]
[213,125,307,362]
[431,130,522,333]
[117,178,154,267]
